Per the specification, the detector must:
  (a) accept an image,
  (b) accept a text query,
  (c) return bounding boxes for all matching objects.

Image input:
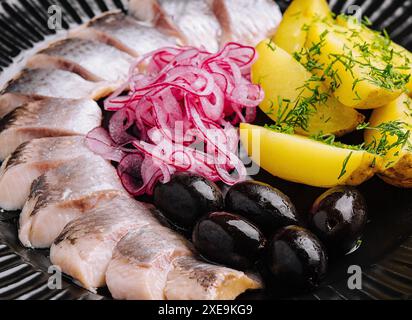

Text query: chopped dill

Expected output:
[264,71,331,134]
[385,161,395,169]
[314,121,409,175]
[338,152,354,180]
[302,23,310,32]
[356,122,370,130]
[310,132,365,151]
[353,91,362,101]
[267,38,276,51]
[265,120,410,180]
[295,16,410,97]
[362,16,373,27]
[362,121,411,156]
[404,98,412,111]
[371,157,377,168]
[263,13,412,178]
[407,141,412,153]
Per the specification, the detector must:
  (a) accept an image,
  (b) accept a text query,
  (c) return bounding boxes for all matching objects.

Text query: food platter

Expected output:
[0,0,411,300]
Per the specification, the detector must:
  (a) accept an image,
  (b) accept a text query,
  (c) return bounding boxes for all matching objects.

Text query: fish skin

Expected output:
[158,0,222,52]
[50,196,159,291]
[73,11,179,57]
[27,38,133,82]
[127,3,184,43]
[129,0,281,49]
[129,0,164,23]
[129,0,221,51]
[164,256,262,300]
[106,225,192,300]
[211,0,282,46]
[0,69,115,114]
[106,218,262,300]
[19,155,125,249]
[0,93,44,119]
[0,136,94,211]
[0,98,102,160]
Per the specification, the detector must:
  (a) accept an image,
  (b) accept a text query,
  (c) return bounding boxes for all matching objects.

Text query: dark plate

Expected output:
[0,0,412,300]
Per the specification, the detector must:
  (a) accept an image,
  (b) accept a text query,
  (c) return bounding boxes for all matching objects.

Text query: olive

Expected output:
[154,173,224,231]
[265,226,328,292]
[309,186,367,255]
[193,212,266,269]
[225,181,300,235]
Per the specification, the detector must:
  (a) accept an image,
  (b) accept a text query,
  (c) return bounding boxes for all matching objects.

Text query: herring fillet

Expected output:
[155,0,222,52]
[0,94,43,119]
[129,0,282,49]
[129,0,221,51]
[106,223,262,300]
[0,69,115,116]
[0,98,102,160]
[19,155,126,249]
[211,0,282,46]
[164,256,261,300]
[50,196,159,291]
[73,11,179,57]
[27,38,133,82]
[106,226,192,300]
[0,136,93,211]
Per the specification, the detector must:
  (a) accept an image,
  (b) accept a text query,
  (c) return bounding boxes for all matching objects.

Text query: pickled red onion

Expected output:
[86,43,263,196]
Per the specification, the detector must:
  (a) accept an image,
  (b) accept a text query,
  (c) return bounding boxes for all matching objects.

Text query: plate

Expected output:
[0,0,411,300]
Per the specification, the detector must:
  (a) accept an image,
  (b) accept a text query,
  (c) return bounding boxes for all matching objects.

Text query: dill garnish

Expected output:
[404,98,412,111]
[296,17,410,99]
[302,23,310,32]
[267,38,276,52]
[310,132,365,151]
[263,71,331,134]
[371,157,377,168]
[265,120,410,180]
[407,141,412,153]
[310,121,411,157]
[338,152,354,179]
[362,121,411,156]
[362,16,373,27]
[356,122,370,130]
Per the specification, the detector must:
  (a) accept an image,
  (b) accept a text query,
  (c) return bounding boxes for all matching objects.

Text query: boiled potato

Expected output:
[252,40,364,136]
[273,0,332,54]
[336,15,412,96]
[306,22,405,109]
[240,123,381,188]
[365,94,412,187]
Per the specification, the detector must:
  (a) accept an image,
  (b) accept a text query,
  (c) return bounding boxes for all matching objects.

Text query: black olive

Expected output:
[225,181,300,236]
[192,212,266,270]
[309,186,367,255]
[154,173,224,231]
[265,226,328,292]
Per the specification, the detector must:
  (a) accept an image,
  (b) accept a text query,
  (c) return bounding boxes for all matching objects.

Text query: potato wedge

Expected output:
[365,94,412,187]
[240,123,381,188]
[306,22,405,109]
[252,40,364,136]
[273,0,332,54]
[336,15,412,96]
